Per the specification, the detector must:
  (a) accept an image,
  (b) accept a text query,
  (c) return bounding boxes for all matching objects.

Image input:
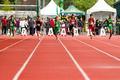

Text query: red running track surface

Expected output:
[0,35,120,80]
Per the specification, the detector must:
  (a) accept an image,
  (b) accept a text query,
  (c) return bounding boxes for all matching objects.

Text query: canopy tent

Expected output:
[0,11,15,17]
[40,0,61,16]
[62,5,85,15]
[86,0,117,21]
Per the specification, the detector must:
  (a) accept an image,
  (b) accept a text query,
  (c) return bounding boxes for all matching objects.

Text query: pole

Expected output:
[36,0,39,16]
[60,0,64,15]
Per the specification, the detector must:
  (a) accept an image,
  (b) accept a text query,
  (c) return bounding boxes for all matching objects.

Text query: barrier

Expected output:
[73,27,79,36]
[100,27,106,36]
[86,29,93,36]
[21,28,27,36]
[48,28,54,36]
[7,29,10,36]
[60,28,66,36]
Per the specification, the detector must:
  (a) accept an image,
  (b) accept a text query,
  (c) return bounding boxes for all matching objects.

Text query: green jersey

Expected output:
[10,18,15,30]
[53,20,60,34]
[108,18,113,30]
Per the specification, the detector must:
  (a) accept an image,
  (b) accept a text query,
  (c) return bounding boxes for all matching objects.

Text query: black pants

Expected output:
[30,27,35,35]
[69,24,74,36]
[95,28,99,35]
[2,26,7,35]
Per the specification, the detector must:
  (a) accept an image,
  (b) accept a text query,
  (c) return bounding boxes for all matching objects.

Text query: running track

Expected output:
[0,35,120,80]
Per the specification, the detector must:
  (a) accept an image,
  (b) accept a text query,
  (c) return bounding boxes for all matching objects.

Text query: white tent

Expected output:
[86,0,117,21]
[0,11,15,16]
[40,0,61,16]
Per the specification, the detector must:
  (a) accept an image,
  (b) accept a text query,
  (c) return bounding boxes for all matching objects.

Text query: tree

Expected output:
[0,0,15,4]
[40,0,116,11]
[63,0,115,11]
[1,0,13,11]
[0,0,3,4]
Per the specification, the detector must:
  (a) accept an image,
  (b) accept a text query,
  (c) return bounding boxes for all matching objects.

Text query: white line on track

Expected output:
[0,39,27,52]
[58,38,90,80]
[89,66,120,69]
[74,38,120,62]
[13,37,44,80]
[95,39,120,48]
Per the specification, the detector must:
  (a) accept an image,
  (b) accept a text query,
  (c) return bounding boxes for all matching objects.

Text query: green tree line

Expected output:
[0,0,15,4]
[49,0,116,11]
[0,0,116,11]
[63,0,116,11]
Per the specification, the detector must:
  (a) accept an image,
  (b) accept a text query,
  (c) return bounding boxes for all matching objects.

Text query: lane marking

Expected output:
[58,38,90,80]
[74,38,120,62]
[13,37,44,80]
[90,66,120,69]
[0,39,27,52]
[95,39,120,48]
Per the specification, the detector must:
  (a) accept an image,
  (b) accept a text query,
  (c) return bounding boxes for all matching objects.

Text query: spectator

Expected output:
[77,17,83,35]
[35,16,42,38]
[9,15,16,37]
[20,18,28,36]
[69,14,76,36]
[28,18,35,36]
[1,16,7,35]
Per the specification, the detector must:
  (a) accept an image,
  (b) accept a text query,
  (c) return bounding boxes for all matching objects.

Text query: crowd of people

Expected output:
[0,14,84,39]
[0,14,114,39]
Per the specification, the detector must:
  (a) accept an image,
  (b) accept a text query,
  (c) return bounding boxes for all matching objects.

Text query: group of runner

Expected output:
[88,14,114,39]
[0,14,114,39]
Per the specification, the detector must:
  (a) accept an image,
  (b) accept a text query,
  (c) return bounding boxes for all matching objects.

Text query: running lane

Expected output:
[18,36,85,80]
[0,38,39,79]
[0,38,22,49]
[60,36,120,80]
[93,36,120,46]
[0,38,7,42]
[75,36,120,58]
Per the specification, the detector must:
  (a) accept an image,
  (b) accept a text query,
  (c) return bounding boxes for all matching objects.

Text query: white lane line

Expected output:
[95,39,120,48]
[89,66,120,69]
[74,38,120,62]
[13,37,44,80]
[0,39,27,52]
[58,38,90,80]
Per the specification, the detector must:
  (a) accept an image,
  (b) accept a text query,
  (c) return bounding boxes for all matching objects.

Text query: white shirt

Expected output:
[20,20,28,28]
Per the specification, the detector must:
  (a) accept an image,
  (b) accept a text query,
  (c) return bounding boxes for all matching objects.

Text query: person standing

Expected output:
[1,16,7,35]
[95,19,100,35]
[77,17,83,35]
[9,15,16,37]
[69,14,76,36]
[15,18,20,34]
[35,16,42,38]
[88,14,95,39]
[20,18,28,36]
[28,18,35,36]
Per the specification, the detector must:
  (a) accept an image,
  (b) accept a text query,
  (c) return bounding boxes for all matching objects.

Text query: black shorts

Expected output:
[36,26,41,31]
[69,24,74,32]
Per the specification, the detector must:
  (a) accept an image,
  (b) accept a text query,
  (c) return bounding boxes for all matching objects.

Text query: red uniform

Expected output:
[88,17,95,31]
[49,19,55,28]
[1,18,7,26]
